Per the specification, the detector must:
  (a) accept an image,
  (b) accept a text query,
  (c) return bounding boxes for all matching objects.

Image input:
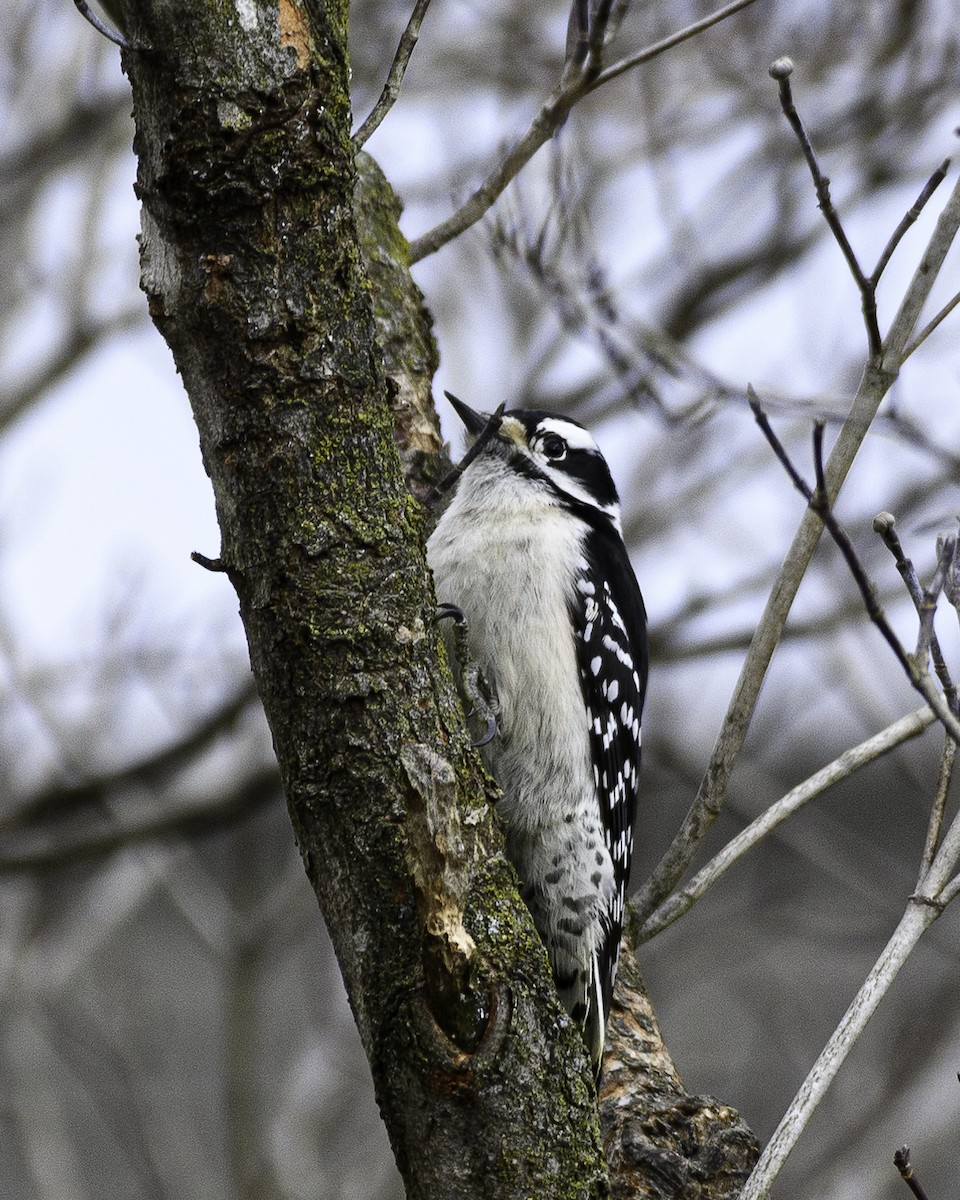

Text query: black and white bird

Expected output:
[427,395,648,1081]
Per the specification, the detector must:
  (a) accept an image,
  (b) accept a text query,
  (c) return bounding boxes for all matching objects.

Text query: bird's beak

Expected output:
[445,391,490,436]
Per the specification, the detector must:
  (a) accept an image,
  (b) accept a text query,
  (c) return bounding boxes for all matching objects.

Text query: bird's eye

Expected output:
[540,434,566,460]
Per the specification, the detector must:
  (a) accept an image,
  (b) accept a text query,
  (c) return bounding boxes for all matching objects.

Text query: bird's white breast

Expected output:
[427,456,596,841]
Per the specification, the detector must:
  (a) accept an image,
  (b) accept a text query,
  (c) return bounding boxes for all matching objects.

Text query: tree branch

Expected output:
[740,792,960,1199]
[631,167,960,930]
[903,287,960,360]
[734,408,960,1197]
[871,159,951,287]
[874,513,958,715]
[769,61,952,362]
[639,706,936,940]
[409,0,760,263]
[587,0,761,91]
[748,396,960,746]
[352,0,433,149]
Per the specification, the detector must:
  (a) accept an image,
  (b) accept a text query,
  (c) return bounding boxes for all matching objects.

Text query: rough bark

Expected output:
[117,1,757,1196]
[120,1,606,1197]
[602,945,759,1198]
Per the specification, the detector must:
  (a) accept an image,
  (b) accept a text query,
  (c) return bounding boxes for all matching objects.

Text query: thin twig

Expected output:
[751,397,911,676]
[353,0,433,148]
[750,396,960,747]
[902,288,960,360]
[565,0,590,73]
[409,0,759,262]
[590,0,760,90]
[873,514,959,872]
[871,159,951,286]
[769,58,881,359]
[428,397,505,504]
[584,0,617,79]
[811,419,828,497]
[745,387,810,492]
[883,169,960,370]
[191,551,228,572]
[874,513,958,715]
[893,1147,931,1200]
[632,176,960,930]
[409,88,582,264]
[740,789,960,1199]
[639,706,935,940]
[914,537,956,670]
[919,735,956,879]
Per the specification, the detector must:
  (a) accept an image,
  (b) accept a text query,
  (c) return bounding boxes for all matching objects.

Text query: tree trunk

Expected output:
[121,1,606,1196]
[119,1,756,1196]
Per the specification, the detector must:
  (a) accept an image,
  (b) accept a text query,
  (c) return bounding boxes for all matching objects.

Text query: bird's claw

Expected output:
[473,712,498,747]
[437,602,466,626]
[436,603,499,746]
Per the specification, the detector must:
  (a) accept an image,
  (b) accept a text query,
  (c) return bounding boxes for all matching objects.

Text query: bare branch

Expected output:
[921,735,956,878]
[563,0,591,77]
[352,0,433,149]
[741,790,960,1200]
[914,537,956,671]
[584,0,617,79]
[591,0,760,90]
[409,87,583,264]
[883,169,960,369]
[871,159,951,286]
[639,706,936,941]
[750,396,960,745]
[191,551,228,572]
[735,400,960,1192]
[632,362,905,926]
[769,58,881,358]
[409,0,760,262]
[903,287,960,360]
[874,512,958,715]
[562,0,623,82]
[632,171,960,925]
[873,514,960,873]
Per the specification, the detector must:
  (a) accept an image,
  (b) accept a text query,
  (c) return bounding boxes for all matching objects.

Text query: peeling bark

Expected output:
[602,946,759,1198]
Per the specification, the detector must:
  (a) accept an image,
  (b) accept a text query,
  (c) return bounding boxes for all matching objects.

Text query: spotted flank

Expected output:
[574,528,647,1071]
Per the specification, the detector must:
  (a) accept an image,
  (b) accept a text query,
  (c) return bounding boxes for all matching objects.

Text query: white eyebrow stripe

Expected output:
[534,418,600,453]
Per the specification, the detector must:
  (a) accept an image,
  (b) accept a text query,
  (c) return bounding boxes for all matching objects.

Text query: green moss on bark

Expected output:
[124,3,611,1196]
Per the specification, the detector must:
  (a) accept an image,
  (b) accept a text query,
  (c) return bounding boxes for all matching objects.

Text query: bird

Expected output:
[427,394,648,1081]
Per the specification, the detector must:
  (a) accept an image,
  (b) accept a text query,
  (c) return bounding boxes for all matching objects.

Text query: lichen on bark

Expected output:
[122,2,611,1196]
[119,2,759,1196]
